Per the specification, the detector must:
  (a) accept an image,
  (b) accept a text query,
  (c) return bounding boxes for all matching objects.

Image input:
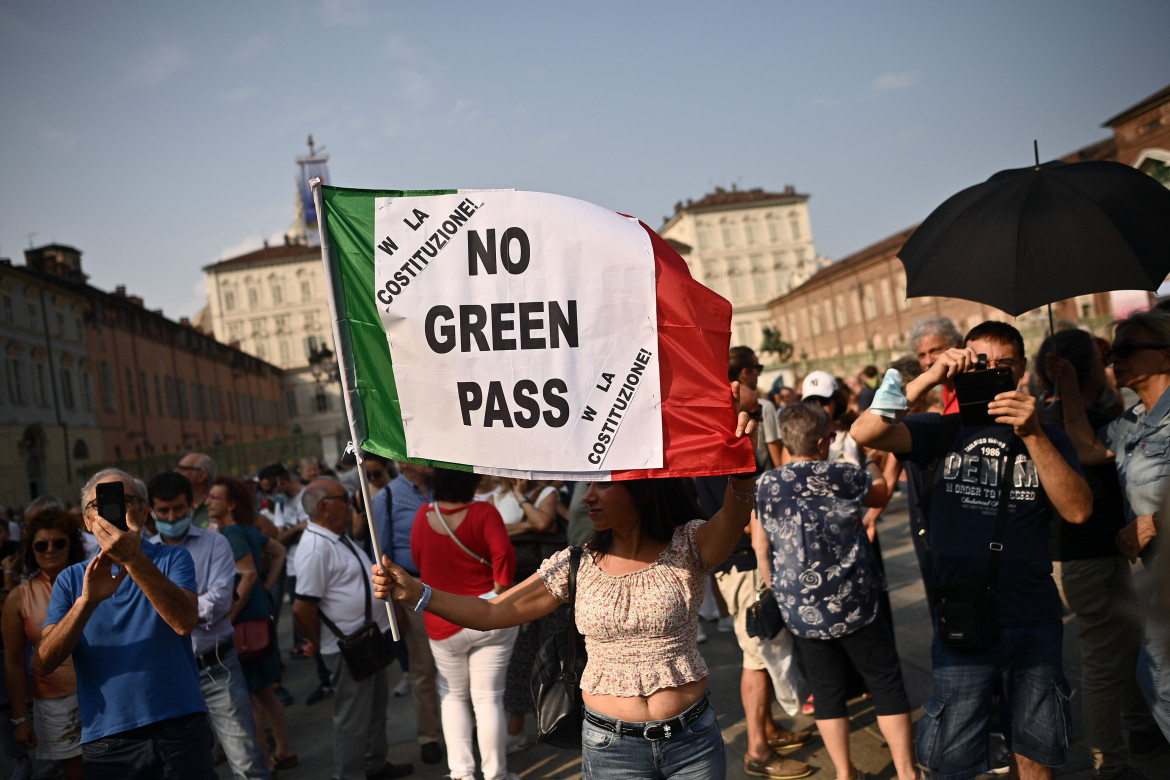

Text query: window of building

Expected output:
[721,226,734,248]
[99,361,116,411]
[124,366,136,413]
[315,387,329,412]
[30,363,47,406]
[255,342,267,360]
[226,390,235,422]
[227,321,243,340]
[2,295,12,324]
[274,315,288,332]
[697,229,711,250]
[823,301,835,332]
[279,340,291,364]
[271,284,282,304]
[224,290,235,311]
[211,388,221,421]
[165,376,178,417]
[177,380,189,418]
[849,290,863,323]
[73,439,89,460]
[55,312,65,336]
[835,296,849,328]
[154,375,163,415]
[247,288,259,307]
[789,213,801,240]
[27,302,37,326]
[879,279,894,315]
[301,281,312,301]
[82,372,94,410]
[138,371,149,413]
[250,318,266,337]
[768,221,781,242]
[286,388,298,417]
[74,317,83,340]
[194,384,206,420]
[862,285,877,320]
[58,367,74,409]
[744,223,756,245]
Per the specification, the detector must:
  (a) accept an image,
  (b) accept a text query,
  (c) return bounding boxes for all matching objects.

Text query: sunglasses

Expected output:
[34,538,69,554]
[1104,341,1168,363]
[366,469,385,479]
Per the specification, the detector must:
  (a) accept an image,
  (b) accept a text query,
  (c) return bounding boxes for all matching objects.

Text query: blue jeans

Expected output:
[1136,613,1170,740]
[199,646,271,779]
[916,624,1071,780]
[581,697,726,779]
[81,712,214,780]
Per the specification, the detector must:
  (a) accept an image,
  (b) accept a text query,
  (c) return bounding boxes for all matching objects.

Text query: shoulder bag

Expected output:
[429,504,492,569]
[318,535,394,680]
[530,547,587,748]
[230,525,276,661]
[746,585,785,640]
[932,436,1019,652]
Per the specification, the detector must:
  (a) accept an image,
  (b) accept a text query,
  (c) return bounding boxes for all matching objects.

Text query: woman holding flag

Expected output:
[371,395,805,779]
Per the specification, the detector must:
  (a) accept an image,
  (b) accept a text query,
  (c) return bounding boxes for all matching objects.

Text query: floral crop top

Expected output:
[538,518,712,697]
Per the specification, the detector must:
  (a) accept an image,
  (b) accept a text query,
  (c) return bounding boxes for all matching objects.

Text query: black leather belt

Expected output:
[196,638,235,669]
[583,694,709,741]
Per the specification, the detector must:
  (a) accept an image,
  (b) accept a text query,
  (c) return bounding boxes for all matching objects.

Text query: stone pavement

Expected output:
[0,496,1112,778]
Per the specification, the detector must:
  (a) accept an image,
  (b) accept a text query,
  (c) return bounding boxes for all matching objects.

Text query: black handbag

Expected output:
[745,586,785,640]
[931,437,1018,653]
[319,536,394,681]
[530,547,586,749]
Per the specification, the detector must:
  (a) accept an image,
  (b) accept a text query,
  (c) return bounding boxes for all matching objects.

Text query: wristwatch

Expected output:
[10,715,28,726]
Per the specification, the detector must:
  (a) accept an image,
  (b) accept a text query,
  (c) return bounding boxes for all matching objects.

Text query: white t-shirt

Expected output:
[275,489,309,578]
[494,485,558,525]
[293,524,388,655]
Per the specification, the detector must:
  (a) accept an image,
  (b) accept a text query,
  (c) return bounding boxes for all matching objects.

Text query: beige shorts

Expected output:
[33,693,82,760]
[714,565,766,671]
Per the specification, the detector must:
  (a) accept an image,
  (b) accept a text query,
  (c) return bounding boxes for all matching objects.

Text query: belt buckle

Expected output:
[643,723,672,741]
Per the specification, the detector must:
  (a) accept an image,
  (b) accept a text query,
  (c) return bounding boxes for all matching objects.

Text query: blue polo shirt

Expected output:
[373,474,432,575]
[45,541,206,742]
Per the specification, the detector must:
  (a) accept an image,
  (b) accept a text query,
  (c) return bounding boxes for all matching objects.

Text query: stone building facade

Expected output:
[659,186,825,351]
[202,239,347,462]
[0,248,102,508]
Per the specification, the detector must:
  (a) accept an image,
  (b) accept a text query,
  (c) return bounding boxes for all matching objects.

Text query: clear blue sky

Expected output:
[2,0,1167,322]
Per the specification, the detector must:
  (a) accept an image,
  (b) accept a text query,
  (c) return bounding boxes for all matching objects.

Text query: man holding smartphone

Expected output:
[32,468,211,780]
[852,321,1093,780]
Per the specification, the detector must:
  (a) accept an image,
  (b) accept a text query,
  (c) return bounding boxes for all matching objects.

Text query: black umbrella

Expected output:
[898,158,1170,317]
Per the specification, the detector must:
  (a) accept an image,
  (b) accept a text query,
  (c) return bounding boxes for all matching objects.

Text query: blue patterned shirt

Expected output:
[758,460,881,640]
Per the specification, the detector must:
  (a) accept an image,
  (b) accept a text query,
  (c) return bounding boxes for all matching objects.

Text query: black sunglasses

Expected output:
[33,538,69,554]
[1104,341,1168,363]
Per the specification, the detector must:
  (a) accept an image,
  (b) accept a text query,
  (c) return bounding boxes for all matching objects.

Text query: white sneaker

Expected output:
[506,733,530,754]
[393,676,412,697]
[987,732,1010,775]
[717,615,734,633]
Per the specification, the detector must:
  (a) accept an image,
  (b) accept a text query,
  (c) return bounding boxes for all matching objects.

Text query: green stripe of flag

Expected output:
[320,185,470,470]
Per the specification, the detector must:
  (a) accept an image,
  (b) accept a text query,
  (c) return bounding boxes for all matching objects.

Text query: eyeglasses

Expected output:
[1105,341,1169,363]
[33,538,69,554]
[84,495,143,513]
[365,469,385,479]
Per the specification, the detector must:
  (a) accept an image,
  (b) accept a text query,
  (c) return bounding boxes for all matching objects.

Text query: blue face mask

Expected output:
[156,515,191,539]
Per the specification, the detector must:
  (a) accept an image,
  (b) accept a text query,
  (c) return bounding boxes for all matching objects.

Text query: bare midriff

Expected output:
[582,677,708,722]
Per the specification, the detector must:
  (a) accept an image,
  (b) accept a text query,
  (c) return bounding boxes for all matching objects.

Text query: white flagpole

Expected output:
[310,177,400,642]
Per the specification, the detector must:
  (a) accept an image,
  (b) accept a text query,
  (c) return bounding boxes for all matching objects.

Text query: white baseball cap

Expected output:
[801,370,839,401]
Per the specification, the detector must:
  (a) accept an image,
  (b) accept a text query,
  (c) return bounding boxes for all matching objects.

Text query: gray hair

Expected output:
[25,495,64,520]
[909,315,962,353]
[186,452,217,482]
[778,402,831,458]
[1117,308,1170,345]
[80,468,147,507]
[301,479,341,518]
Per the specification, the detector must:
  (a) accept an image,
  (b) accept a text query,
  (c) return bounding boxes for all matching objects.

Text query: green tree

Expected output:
[759,327,793,363]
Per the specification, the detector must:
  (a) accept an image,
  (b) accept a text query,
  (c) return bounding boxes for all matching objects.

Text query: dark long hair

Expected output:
[22,509,86,577]
[213,476,256,525]
[587,478,707,556]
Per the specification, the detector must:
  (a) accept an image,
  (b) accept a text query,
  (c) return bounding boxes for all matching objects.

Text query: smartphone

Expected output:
[952,362,1016,427]
[95,481,129,532]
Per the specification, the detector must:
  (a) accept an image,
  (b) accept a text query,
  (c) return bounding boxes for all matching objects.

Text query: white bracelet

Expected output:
[413,583,432,614]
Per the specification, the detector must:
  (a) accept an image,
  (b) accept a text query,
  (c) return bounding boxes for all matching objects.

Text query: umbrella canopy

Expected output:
[898,160,1170,316]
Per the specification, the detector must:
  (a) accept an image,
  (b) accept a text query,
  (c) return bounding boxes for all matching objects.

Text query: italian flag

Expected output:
[313,184,752,481]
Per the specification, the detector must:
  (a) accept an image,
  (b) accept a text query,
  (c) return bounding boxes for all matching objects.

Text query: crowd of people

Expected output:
[1,306,1169,780]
